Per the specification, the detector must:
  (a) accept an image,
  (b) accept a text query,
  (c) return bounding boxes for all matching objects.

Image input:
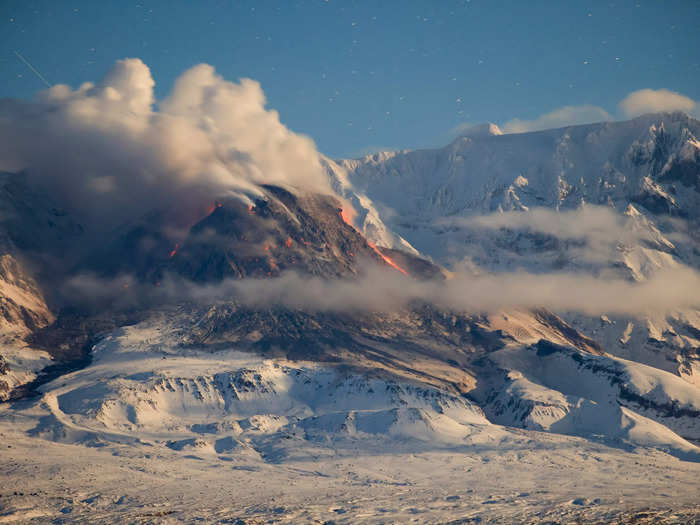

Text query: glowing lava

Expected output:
[367,241,408,275]
[169,243,179,258]
[340,208,353,225]
[206,202,223,215]
[338,206,407,275]
[338,203,357,227]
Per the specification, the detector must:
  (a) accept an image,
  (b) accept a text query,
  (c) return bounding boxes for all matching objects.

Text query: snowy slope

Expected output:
[1,311,698,522]
[29,316,492,450]
[334,112,700,224]
[14,311,698,462]
[329,112,700,382]
[479,340,700,457]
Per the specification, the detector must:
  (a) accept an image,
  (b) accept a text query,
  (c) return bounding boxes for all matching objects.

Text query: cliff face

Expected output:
[0,254,54,400]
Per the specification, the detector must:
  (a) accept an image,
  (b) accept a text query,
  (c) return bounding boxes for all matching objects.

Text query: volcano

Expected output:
[1,113,700,523]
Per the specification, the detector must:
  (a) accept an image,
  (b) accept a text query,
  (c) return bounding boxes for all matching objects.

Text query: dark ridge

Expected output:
[533,309,604,354]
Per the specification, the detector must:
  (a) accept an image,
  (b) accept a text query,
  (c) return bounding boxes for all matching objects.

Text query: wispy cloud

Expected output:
[436,205,665,263]
[618,88,698,118]
[498,88,699,134]
[501,105,613,134]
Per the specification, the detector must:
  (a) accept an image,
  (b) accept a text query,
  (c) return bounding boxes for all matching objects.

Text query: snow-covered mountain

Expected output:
[334,112,700,223]
[328,111,700,382]
[1,112,700,522]
[329,111,700,272]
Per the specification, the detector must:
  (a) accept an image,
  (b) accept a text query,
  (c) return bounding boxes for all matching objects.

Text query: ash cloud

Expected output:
[0,58,332,233]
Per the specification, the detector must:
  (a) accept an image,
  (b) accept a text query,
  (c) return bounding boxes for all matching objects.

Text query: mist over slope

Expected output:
[330,111,700,380]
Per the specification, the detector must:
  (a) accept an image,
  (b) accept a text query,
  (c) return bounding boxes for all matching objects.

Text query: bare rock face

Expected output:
[0,254,53,337]
[0,254,55,400]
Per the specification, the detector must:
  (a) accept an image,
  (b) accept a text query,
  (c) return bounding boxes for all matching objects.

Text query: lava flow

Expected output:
[168,243,179,258]
[340,208,353,225]
[339,207,408,275]
[368,241,408,275]
[338,204,357,227]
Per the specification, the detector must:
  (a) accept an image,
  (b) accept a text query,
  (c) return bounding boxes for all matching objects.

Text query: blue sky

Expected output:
[2,0,699,157]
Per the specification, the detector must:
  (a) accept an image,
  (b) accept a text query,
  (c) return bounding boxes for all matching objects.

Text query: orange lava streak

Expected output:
[169,243,179,258]
[367,241,408,275]
[340,208,353,225]
[338,202,357,227]
[205,202,223,215]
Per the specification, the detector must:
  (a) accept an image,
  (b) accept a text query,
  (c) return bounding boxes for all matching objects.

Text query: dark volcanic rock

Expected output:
[171,185,397,281]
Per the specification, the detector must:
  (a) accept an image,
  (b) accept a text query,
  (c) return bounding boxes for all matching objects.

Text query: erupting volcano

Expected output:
[2,2,700,521]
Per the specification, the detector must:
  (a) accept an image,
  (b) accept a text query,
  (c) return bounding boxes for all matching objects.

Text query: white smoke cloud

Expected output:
[0,58,331,232]
[619,89,697,118]
[501,105,613,134]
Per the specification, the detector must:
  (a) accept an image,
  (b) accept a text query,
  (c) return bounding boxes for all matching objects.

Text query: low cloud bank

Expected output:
[437,205,668,263]
[228,267,700,317]
[63,263,700,319]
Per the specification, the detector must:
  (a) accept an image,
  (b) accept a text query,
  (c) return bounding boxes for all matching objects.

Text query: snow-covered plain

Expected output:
[1,316,699,523]
[2,416,699,524]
